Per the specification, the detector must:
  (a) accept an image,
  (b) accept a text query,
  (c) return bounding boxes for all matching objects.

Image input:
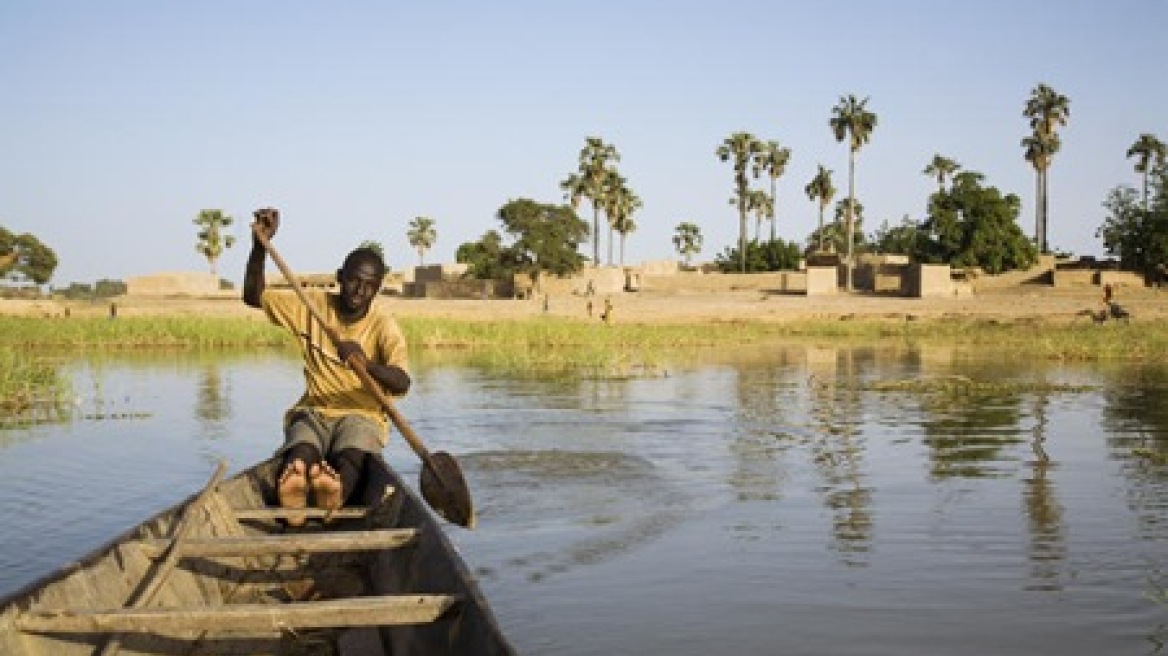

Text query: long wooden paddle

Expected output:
[251,224,475,529]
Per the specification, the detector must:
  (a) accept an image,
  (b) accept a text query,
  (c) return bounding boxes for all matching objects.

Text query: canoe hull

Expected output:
[0,456,515,656]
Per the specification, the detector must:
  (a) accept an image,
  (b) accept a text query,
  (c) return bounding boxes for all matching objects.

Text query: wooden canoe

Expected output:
[0,456,517,656]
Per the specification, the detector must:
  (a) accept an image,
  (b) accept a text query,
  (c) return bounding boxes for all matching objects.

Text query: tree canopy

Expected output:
[916,171,1038,274]
[193,209,235,276]
[1097,164,1168,277]
[0,226,58,285]
[407,216,437,265]
[457,199,588,280]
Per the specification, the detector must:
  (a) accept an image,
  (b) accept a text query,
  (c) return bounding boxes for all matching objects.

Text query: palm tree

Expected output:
[406,216,437,265]
[755,140,792,242]
[1127,133,1167,211]
[1022,83,1070,253]
[830,94,878,290]
[673,222,703,267]
[716,131,763,272]
[746,189,773,242]
[600,172,637,266]
[923,154,961,194]
[805,165,836,253]
[561,137,619,266]
[604,174,642,266]
[1022,131,1061,253]
[193,209,235,276]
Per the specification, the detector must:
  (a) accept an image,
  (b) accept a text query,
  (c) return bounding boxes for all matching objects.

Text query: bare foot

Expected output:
[309,462,344,515]
[278,460,309,527]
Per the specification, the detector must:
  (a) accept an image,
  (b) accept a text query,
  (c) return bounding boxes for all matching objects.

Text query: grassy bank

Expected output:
[3,314,1166,359]
[3,313,1164,413]
[0,345,69,419]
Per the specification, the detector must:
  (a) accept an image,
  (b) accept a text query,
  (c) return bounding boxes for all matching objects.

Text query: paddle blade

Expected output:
[420,452,476,529]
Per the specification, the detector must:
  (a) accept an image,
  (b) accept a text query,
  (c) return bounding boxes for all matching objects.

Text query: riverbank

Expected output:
[4,285,1166,325]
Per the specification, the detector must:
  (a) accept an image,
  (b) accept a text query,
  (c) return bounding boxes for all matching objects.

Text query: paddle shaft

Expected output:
[250,228,436,466]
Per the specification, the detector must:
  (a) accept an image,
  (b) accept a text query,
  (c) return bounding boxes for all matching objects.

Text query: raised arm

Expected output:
[242,208,279,308]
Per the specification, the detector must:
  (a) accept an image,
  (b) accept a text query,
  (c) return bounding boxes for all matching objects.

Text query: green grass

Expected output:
[0,345,69,419]
[0,315,288,350]
[2,314,1166,405]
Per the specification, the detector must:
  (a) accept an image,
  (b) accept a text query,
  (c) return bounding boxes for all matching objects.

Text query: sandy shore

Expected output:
[4,285,1167,325]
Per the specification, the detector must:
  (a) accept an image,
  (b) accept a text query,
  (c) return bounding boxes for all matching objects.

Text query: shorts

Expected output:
[277,409,384,459]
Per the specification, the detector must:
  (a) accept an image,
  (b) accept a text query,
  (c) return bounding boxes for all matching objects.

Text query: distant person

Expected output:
[1103,283,1113,306]
[601,297,614,324]
[243,208,411,525]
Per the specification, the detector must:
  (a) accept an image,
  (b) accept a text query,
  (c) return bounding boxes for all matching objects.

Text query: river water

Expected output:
[1,345,1167,655]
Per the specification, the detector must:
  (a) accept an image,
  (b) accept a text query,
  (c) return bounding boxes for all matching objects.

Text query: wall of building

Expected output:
[125,272,221,297]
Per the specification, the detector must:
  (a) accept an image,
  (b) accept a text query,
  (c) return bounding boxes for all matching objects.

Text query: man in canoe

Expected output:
[243,208,411,525]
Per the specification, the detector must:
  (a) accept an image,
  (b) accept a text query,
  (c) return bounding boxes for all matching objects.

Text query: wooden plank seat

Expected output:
[136,528,420,558]
[15,594,461,634]
[232,507,372,521]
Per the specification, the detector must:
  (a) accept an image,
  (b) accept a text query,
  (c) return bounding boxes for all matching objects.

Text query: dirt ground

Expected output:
[4,285,1167,325]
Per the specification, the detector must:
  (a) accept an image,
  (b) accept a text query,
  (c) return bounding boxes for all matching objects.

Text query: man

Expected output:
[243,208,410,525]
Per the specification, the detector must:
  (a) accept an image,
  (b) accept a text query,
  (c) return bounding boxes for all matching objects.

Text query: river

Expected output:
[1,344,1167,655]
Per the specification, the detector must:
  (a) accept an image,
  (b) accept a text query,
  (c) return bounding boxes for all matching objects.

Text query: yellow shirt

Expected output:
[262,288,410,442]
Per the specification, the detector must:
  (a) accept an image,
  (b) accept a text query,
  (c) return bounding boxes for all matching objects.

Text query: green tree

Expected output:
[0,226,58,285]
[94,278,126,298]
[407,216,437,265]
[359,240,385,260]
[1022,83,1071,253]
[923,154,961,194]
[715,238,802,273]
[456,230,512,280]
[672,221,703,267]
[805,164,836,252]
[819,198,867,255]
[457,199,589,283]
[871,215,921,255]
[917,170,1038,274]
[1127,133,1167,211]
[756,140,792,242]
[562,137,619,266]
[830,94,878,289]
[1097,165,1168,277]
[716,131,763,272]
[193,209,235,276]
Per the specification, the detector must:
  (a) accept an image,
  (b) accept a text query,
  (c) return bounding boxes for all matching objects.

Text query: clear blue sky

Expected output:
[2,0,1165,286]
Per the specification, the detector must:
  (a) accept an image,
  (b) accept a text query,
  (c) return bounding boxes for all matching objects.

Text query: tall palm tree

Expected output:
[923,154,961,194]
[830,94,877,290]
[755,140,792,242]
[747,189,773,242]
[673,221,703,267]
[406,216,437,265]
[1127,133,1167,211]
[1022,83,1070,253]
[716,131,763,272]
[605,175,641,266]
[1022,131,1061,254]
[805,165,836,253]
[561,137,619,266]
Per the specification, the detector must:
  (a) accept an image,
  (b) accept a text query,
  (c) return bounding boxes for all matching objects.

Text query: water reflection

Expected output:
[805,346,873,565]
[3,346,1168,656]
[195,364,232,440]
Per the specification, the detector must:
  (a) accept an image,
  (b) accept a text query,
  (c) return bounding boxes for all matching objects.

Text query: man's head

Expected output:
[335,247,387,321]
